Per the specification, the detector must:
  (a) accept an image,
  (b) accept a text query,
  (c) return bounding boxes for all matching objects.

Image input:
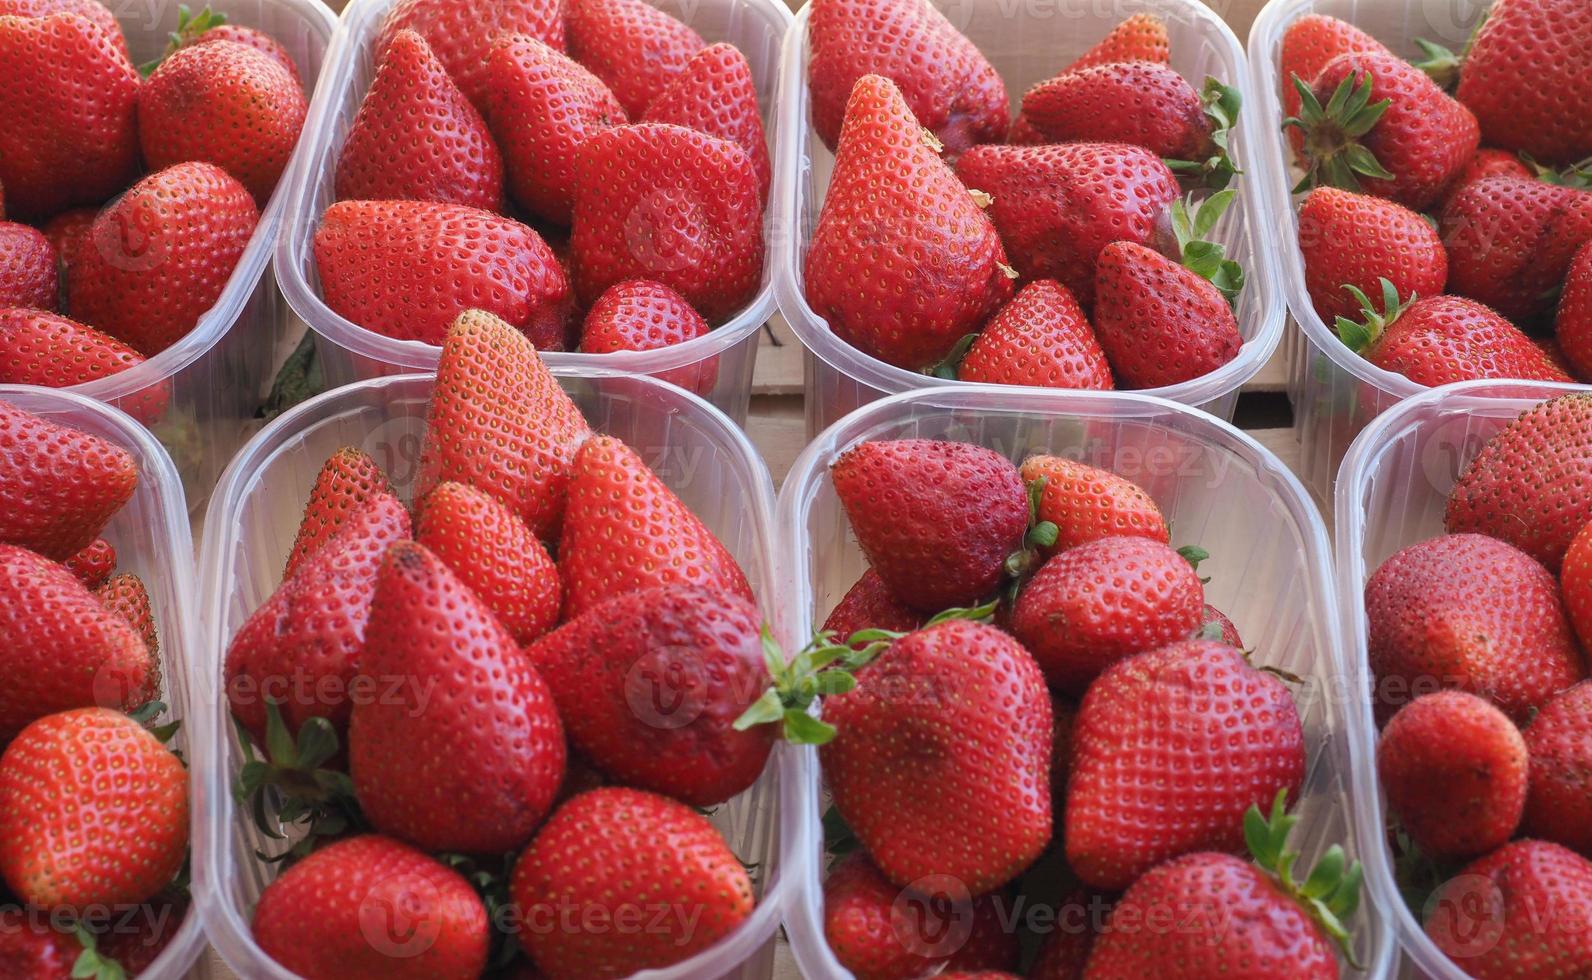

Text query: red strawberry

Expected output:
[1521,680,1592,855]
[1296,187,1447,326]
[822,568,924,640]
[0,400,135,561]
[252,834,490,980]
[1022,63,1226,164]
[955,279,1114,390]
[1426,840,1592,973]
[1537,336,1581,380]
[570,123,763,323]
[416,480,561,644]
[91,891,187,977]
[0,707,186,908]
[1563,519,1592,647]
[1442,176,1592,325]
[1068,13,1170,71]
[558,434,752,616]
[576,279,715,391]
[314,201,573,349]
[565,0,704,118]
[643,43,771,201]
[283,447,392,579]
[0,221,56,309]
[953,142,1178,308]
[1200,603,1243,646]
[1005,113,1045,145]
[0,0,126,58]
[822,619,1052,893]
[808,75,1012,369]
[350,541,565,852]
[97,572,157,660]
[1278,13,1389,162]
[0,311,158,411]
[486,33,625,226]
[63,535,113,588]
[0,11,138,221]
[0,908,80,975]
[157,5,300,82]
[1557,239,1592,377]
[1444,147,1532,203]
[1365,534,1584,723]
[1019,455,1168,557]
[375,0,566,113]
[336,29,503,212]
[41,206,95,291]
[1066,640,1306,890]
[70,162,259,356]
[806,0,1006,156]
[1454,0,1592,165]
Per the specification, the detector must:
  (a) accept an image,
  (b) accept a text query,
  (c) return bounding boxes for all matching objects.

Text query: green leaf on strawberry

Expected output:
[233,700,365,863]
[1165,77,1244,190]
[1284,71,1394,194]
[1168,191,1246,305]
[1244,788,1364,969]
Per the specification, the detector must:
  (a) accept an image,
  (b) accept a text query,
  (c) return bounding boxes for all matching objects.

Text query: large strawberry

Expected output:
[1440,175,1592,325]
[822,568,924,639]
[1521,680,1592,855]
[576,279,714,391]
[1426,840,1592,974]
[1018,455,1168,557]
[0,11,138,221]
[1454,0,1592,165]
[565,0,704,118]
[807,75,1012,369]
[1557,239,1592,377]
[375,0,566,113]
[1278,13,1389,163]
[1065,639,1305,890]
[335,28,504,211]
[1068,13,1169,70]
[0,401,136,561]
[282,447,392,579]
[314,200,573,349]
[510,787,753,979]
[1295,186,1447,326]
[0,311,158,413]
[0,221,56,309]
[643,42,771,201]
[350,541,565,853]
[955,279,1114,390]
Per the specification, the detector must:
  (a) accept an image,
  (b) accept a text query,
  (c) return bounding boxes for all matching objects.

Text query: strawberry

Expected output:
[565,0,704,118]
[808,75,1012,369]
[1295,186,1447,326]
[643,43,771,201]
[90,891,188,977]
[252,834,490,980]
[0,0,125,58]
[1521,680,1592,856]
[70,162,259,356]
[0,11,138,221]
[1444,147,1533,203]
[283,447,392,580]
[806,0,1006,156]
[831,439,1030,613]
[821,618,1052,894]
[1365,534,1584,723]
[1562,518,1592,647]
[1426,840,1592,973]
[0,908,80,975]
[1005,113,1045,145]
[416,480,561,644]
[1068,13,1170,70]
[0,707,186,909]
[97,572,157,660]
[1066,640,1306,890]
[154,5,300,82]
[1019,455,1169,557]
[485,33,625,226]
[1200,603,1243,646]
[1012,536,1205,694]
[1048,693,1077,822]
[558,434,752,616]
[62,536,113,588]
[1557,239,1592,377]
[313,201,573,349]
[1454,0,1592,165]
[1446,394,1592,572]
[335,29,504,212]
[40,206,95,293]
[1278,13,1389,163]
[1440,175,1592,325]
[953,142,1178,308]
[0,221,56,309]
[0,311,158,410]
[0,400,136,561]
[576,279,715,391]
[822,568,924,639]
[954,279,1114,390]
[570,123,763,323]
[375,0,566,114]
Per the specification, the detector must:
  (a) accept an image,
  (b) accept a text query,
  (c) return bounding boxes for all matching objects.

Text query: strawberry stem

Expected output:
[1284,71,1394,195]
[1164,77,1244,190]
[71,926,128,980]
[233,700,365,863]
[1334,277,1411,355]
[139,4,229,76]
[925,332,979,380]
[1168,192,1245,305]
[1244,788,1365,970]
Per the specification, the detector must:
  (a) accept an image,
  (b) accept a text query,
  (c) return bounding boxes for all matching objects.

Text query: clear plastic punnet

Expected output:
[772,0,1286,437]
[273,0,791,425]
[778,385,1397,979]
[194,370,794,979]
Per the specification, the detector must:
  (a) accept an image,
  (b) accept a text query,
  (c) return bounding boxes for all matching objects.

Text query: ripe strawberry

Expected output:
[62,536,113,588]
[314,200,573,349]
[252,834,490,980]
[1005,113,1045,145]
[486,33,625,225]
[1022,63,1229,165]
[1295,187,1447,326]
[91,891,188,977]
[955,279,1114,390]
[1066,640,1305,890]
[806,0,1006,156]
[822,619,1052,894]
[1012,536,1205,694]
[822,568,924,639]
[558,434,752,616]
[350,541,565,852]
[70,162,259,356]
[1018,455,1168,557]
[1557,239,1592,377]
[0,0,126,57]
[335,29,503,212]
[0,221,56,309]
[0,400,136,561]
[1200,604,1243,646]
[1455,0,1592,165]
[97,572,157,660]
[1446,394,1592,572]
[0,908,80,975]
[570,123,763,323]
[577,279,715,391]
[0,707,186,908]
[1068,13,1169,70]
[954,142,1178,308]
[1563,519,1592,647]
[282,447,392,580]
[1365,534,1584,723]
[1441,175,1592,325]
[1521,680,1592,855]
[1278,13,1389,162]
[375,0,566,113]
[40,206,95,292]
[1426,840,1592,973]
[0,311,157,408]
[566,0,704,118]
[0,11,138,221]
[808,75,1012,369]
[155,5,300,82]
[1444,147,1532,203]
[416,480,560,644]
[643,43,771,201]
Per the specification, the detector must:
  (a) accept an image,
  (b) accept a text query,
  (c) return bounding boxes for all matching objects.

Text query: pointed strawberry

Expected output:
[821,568,924,639]
[1068,13,1170,71]
[1018,455,1169,557]
[576,279,715,391]
[0,400,136,561]
[375,0,566,113]
[953,279,1114,390]
[62,536,114,588]
[1440,175,1592,325]
[565,0,704,118]
[1296,186,1447,326]
[1278,14,1389,163]
[643,43,771,201]
[0,311,165,421]
[97,572,157,660]
[282,447,393,580]
[0,221,56,309]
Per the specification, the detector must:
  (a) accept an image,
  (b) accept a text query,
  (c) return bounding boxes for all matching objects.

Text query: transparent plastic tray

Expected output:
[273,0,791,425]
[777,385,1397,978]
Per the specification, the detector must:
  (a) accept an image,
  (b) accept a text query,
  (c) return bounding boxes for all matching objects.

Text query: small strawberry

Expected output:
[335,29,503,212]
[821,568,924,639]
[40,206,95,295]
[1521,680,1592,856]
[1018,455,1169,557]
[152,4,300,81]
[0,0,126,58]
[576,279,715,392]
[953,279,1114,390]
[282,447,392,580]
[565,0,704,118]
[1556,239,1592,377]
[643,42,771,201]
[97,572,157,660]
[375,0,566,113]
[0,312,159,417]
[1444,147,1533,203]
[1067,13,1170,70]
[1200,603,1243,646]
[1295,186,1447,326]
[1454,0,1592,165]
[0,221,56,309]
[1005,113,1045,145]
[0,400,136,561]
[1440,175,1592,325]
[1277,13,1389,163]
[1426,841,1592,973]
[62,536,114,588]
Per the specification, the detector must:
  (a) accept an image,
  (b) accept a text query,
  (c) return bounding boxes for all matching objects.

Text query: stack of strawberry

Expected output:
[1280,1,1592,386]
[0,2,308,401]
[0,401,190,976]
[801,3,1251,392]
[313,0,770,381]
[1364,392,1592,974]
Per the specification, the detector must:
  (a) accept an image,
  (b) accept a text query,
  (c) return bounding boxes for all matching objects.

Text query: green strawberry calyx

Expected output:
[1411,38,1461,91]
[1245,788,1365,969]
[925,332,980,380]
[1521,152,1592,191]
[1166,78,1244,190]
[1334,277,1412,356]
[1003,476,1062,582]
[72,926,128,980]
[232,700,365,864]
[1169,190,1245,305]
[1283,71,1395,195]
[139,4,229,76]
[1177,544,1212,584]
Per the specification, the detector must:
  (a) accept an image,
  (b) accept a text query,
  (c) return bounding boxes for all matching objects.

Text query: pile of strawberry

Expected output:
[313,0,769,380]
[0,400,190,976]
[1364,392,1592,974]
[0,2,307,403]
[1280,1,1592,386]
[802,3,1251,392]
[800,441,1363,978]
